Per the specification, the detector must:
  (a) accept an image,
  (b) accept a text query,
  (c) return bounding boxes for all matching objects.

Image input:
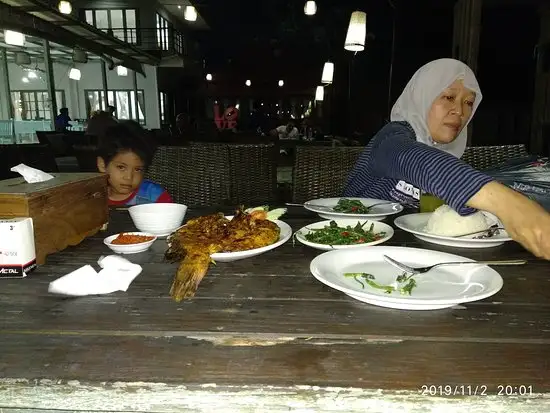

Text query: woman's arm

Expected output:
[370,126,493,215]
[468,181,550,259]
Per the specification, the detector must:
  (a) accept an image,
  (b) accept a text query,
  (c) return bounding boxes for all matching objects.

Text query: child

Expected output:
[96,121,173,206]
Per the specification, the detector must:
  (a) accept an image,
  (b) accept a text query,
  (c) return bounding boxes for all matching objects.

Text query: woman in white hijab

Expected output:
[344,58,550,260]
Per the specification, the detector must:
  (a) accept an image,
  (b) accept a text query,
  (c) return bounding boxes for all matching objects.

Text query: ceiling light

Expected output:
[206,73,213,81]
[4,30,25,46]
[178,5,181,9]
[22,77,29,83]
[304,1,317,16]
[69,68,81,80]
[315,85,324,101]
[344,11,367,52]
[117,66,128,76]
[245,79,251,87]
[184,6,197,21]
[58,1,72,14]
[278,80,284,87]
[321,62,334,84]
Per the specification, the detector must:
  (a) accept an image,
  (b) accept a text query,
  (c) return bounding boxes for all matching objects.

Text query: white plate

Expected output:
[295,219,394,251]
[309,246,504,310]
[169,216,292,263]
[304,197,403,221]
[104,232,157,254]
[394,213,512,248]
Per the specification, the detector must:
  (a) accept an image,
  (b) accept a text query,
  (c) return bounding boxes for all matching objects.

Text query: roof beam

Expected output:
[0,1,153,75]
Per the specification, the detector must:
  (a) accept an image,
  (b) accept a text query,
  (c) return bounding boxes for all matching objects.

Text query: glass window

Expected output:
[83,9,137,44]
[85,89,145,124]
[11,90,65,120]
[85,10,93,25]
[156,13,170,50]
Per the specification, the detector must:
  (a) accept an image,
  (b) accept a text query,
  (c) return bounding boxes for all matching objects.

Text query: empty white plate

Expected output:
[304,197,403,221]
[394,213,512,248]
[309,246,504,310]
[295,218,394,251]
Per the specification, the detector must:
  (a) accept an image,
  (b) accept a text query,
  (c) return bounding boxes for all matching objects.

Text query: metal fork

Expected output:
[383,254,527,275]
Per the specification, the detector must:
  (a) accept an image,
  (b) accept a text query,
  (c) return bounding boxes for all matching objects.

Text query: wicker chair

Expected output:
[461,144,529,170]
[292,146,364,203]
[146,144,231,207]
[227,143,277,205]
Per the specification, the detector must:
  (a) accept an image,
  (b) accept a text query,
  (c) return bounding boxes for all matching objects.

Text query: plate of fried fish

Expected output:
[165,206,291,302]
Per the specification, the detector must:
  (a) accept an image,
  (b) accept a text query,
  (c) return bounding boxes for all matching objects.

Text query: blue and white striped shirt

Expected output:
[343,121,494,215]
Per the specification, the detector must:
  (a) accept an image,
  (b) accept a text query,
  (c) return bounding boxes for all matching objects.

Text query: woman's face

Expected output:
[427,79,476,144]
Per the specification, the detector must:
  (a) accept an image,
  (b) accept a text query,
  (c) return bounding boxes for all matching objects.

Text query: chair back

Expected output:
[292,146,364,203]
[461,144,529,170]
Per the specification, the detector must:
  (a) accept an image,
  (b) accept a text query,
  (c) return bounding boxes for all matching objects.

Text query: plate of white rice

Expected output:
[394,205,512,248]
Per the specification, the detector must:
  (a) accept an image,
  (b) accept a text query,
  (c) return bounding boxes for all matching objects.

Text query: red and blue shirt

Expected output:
[108,180,173,206]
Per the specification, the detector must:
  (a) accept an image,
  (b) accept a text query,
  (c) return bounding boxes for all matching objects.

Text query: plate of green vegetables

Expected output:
[304,198,403,221]
[295,219,394,250]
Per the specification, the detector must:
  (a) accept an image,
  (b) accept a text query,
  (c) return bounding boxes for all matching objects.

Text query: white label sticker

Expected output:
[395,180,421,200]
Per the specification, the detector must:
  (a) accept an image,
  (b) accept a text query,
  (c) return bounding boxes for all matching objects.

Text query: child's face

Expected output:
[97,151,145,198]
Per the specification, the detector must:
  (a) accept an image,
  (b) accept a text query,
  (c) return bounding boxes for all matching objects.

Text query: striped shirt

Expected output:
[343,121,494,215]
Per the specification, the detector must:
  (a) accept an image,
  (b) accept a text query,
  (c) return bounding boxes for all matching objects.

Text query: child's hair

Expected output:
[97,121,155,168]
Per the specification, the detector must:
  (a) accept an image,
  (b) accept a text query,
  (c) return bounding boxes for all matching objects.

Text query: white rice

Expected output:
[424,204,489,236]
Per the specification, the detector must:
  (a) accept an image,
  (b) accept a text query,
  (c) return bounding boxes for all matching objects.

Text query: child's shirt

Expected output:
[108,180,173,206]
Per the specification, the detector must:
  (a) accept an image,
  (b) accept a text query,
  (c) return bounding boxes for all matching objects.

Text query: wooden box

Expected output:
[0,173,109,264]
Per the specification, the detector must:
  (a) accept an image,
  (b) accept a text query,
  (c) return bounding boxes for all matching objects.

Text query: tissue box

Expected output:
[0,218,36,278]
[0,173,108,264]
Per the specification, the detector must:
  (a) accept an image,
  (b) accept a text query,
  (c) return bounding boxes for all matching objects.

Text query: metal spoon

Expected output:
[383,254,526,276]
[454,224,505,239]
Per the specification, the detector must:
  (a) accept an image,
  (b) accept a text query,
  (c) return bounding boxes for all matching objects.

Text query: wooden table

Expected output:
[1,208,549,412]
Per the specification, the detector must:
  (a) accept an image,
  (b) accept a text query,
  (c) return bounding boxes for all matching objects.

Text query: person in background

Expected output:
[107,105,117,119]
[343,58,550,260]
[96,121,172,206]
[86,111,118,141]
[55,108,71,132]
[271,121,299,140]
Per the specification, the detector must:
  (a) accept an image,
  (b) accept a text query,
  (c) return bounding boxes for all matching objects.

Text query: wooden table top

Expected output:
[1,208,549,412]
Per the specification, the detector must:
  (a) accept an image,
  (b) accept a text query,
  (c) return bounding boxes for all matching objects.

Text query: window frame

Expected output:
[84,88,146,125]
[83,8,139,44]
[11,89,66,120]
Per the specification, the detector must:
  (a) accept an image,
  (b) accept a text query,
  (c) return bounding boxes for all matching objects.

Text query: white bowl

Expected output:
[129,203,187,236]
[104,232,157,254]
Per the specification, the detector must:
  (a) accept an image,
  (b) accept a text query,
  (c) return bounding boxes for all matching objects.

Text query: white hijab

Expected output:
[390,58,482,158]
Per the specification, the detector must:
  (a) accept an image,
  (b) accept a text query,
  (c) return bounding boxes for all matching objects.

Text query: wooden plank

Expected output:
[1,295,549,342]
[5,258,550,306]
[0,333,548,392]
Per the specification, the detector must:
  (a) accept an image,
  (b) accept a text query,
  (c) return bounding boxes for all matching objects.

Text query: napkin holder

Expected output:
[0,173,109,265]
[0,217,36,278]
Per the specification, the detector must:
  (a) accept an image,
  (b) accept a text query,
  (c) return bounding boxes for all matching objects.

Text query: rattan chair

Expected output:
[461,144,529,170]
[146,144,231,207]
[292,146,364,203]
[227,143,277,205]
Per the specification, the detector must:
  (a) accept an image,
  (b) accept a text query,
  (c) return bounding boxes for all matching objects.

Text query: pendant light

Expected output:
[278,80,284,87]
[69,68,81,80]
[117,66,128,76]
[58,1,72,14]
[4,30,25,46]
[321,62,334,84]
[344,11,367,52]
[245,79,251,87]
[304,1,317,16]
[206,73,213,81]
[315,86,324,101]
[184,6,197,22]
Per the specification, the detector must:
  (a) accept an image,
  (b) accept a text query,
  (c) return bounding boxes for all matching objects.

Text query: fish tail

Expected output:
[170,252,211,302]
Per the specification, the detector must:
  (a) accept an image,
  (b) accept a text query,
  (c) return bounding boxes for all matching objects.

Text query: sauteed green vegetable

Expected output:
[344,272,418,295]
[333,198,371,214]
[304,220,385,245]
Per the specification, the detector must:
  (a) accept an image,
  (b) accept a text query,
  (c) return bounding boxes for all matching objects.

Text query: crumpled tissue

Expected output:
[48,255,142,296]
[11,163,54,183]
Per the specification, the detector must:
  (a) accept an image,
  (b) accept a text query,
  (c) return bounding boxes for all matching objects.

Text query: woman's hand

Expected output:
[468,181,550,259]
